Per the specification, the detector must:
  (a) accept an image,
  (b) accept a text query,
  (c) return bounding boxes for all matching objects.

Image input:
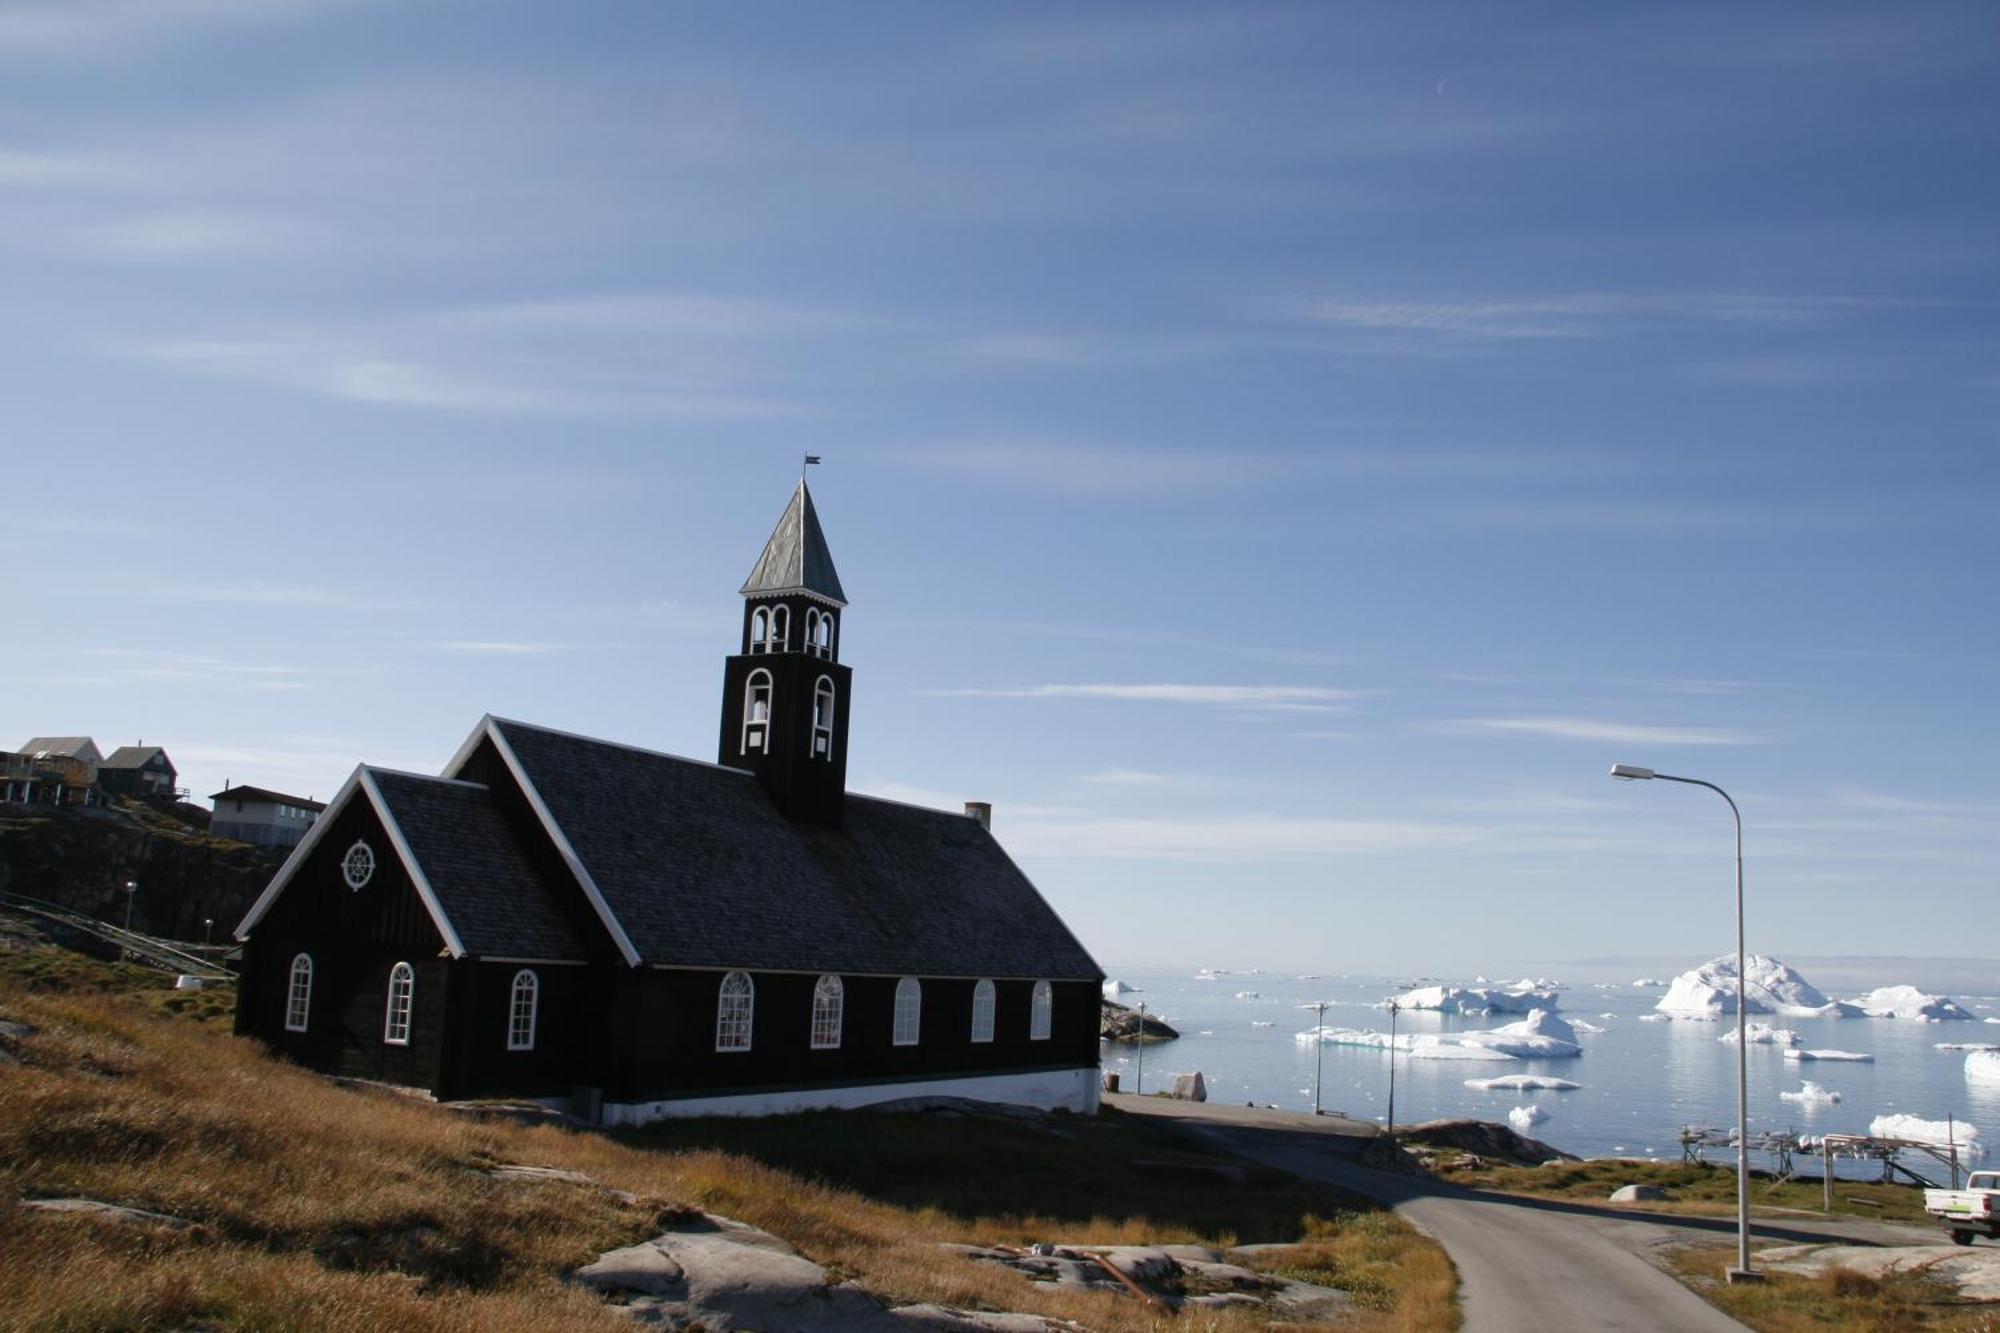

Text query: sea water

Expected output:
[1099,964,2000,1175]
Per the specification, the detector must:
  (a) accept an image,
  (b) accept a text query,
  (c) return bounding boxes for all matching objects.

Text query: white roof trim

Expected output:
[478,718,644,968]
[359,768,468,960]
[231,767,470,960]
[233,766,364,941]
[743,587,846,610]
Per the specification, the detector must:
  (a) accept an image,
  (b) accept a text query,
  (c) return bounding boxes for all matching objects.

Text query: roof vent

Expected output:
[964,801,992,830]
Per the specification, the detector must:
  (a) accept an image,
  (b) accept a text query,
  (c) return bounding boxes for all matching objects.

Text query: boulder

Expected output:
[19,1198,194,1230]
[1170,1071,1207,1102]
[1399,1119,1577,1167]
[575,1240,687,1297]
[1609,1184,1669,1203]
[1100,1002,1179,1043]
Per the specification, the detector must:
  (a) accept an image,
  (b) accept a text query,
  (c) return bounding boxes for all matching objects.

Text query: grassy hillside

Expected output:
[0,941,1456,1331]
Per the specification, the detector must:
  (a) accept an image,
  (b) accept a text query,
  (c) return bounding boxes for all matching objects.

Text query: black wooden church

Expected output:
[234,481,1105,1121]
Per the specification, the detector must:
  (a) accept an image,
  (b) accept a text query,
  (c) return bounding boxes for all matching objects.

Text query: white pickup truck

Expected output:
[1925,1171,2000,1245]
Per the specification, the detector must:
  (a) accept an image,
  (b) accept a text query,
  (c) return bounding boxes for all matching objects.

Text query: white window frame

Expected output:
[342,840,376,890]
[716,970,754,1052]
[750,606,770,652]
[804,607,821,656]
[770,604,790,651]
[285,953,312,1032]
[811,974,843,1050]
[507,969,539,1052]
[817,610,835,659]
[971,978,996,1043]
[893,976,922,1047]
[1031,979,1053,1041]
[384,962,414,1045]
[742,669,773,754]
[812,676,836,760]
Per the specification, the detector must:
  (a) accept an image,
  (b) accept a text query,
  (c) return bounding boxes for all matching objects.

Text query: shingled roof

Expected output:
[102,745,173,771]
[485,718,1100,981]
[738,479,847,605]
[366,769,588,962]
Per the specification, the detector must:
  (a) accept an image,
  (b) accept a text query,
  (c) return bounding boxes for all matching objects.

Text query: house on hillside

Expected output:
[3,737,105,807]
[233,480,1104,1122]
[100,745,180,799]
[211,786,325,847]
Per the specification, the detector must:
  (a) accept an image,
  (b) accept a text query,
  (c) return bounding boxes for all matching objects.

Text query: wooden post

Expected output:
[1823,1135,1833,1213]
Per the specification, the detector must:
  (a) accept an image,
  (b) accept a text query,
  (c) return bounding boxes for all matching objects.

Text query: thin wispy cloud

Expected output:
[164,579,419,612]
[1440,716,1763,746]
[439,292,842,338]
[81,649,315,691]
[439,640,568,656]
[883,443,1293,497]
[1005,812,1488,862]
[1075,767,1176,786]
[0,0,348,60]
[78,209,310,260]
[1304,292,1922,342]
[942,683,1361,713]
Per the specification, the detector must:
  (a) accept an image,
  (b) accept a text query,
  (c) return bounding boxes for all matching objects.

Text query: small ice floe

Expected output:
[1967,1050,2000,1084]
[1779,1081,1842,1106]
[1571,1020,1607,1034]
[1784,1049,1874,1062]
[1637,1014,1667,1023]
[1847,985,1976,1022]
[1720,1023,1801,1047]
[1234,990,1260,1000]
[1599,1013,1619,1020]
[1464,1075,1581,1091]
[1870,1114,1984,1158]
[1508,1105,1549,1133]
[1102,979,1139,997]
[1251,1020,1275,1028]
[1935,1043,2000,1053]
[1631,978,1667,988]
[1194,970,1221,981]
[1197,1030,1213,1036]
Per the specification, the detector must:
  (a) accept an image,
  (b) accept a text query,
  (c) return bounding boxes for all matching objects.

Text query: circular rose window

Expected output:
[342,840,376,890]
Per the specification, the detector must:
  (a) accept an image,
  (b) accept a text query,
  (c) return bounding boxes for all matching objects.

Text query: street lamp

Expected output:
[1611,763,1761,1284]
[122,880,137,934]
[203,917,215,949]
[1385,997,1401,1136]
[1304,1000,1330,1115]
[1135,1001,1147,1096]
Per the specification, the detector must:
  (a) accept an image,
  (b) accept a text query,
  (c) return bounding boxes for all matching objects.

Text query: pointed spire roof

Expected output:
[739,479,847,606]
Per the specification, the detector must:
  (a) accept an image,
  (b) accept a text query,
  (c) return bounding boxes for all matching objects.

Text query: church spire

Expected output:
[739,478,847,606]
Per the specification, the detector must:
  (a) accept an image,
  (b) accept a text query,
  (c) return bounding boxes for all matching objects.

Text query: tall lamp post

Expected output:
[1305,1000,1330,1115]
[1611,763,1760,1284]
[122,879,137,934]
[1384,997,1401,1136]
[1134,1002,1147,1095]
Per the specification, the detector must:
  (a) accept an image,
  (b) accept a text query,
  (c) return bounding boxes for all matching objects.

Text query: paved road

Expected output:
[1107,1094,1934,1333]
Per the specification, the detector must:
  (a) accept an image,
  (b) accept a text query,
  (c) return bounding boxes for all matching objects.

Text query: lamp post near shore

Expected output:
[1611,763,1761,1284]
[1384,997,1401,1136]
[1134,1002,1147,1095]
[1305,1000,1330,1115]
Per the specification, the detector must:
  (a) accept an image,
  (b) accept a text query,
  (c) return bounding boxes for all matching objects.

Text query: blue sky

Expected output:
[5,2,1996,975]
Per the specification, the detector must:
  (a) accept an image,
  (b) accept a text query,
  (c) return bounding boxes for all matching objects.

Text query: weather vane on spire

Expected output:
[801,452,821,481]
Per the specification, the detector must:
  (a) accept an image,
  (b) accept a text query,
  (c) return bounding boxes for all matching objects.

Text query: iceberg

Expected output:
[1292,1026,1518,1062]
[1631,978,1667,987]
[1464,1075,1581,1091]
[1508,1104,1549,1133]
[1234,990,1261,1000]
[1456,1008,1583,1059]
[1848,985,1975,1022]
[1572,1020,1607,1034]
[1393,983,1561,1016]
[1720,1023,1801,1047]
[1784,1049,1873,1062]
[1102,979,1138,997]
[1655,954,1856,1018]
[1250,1020,1275,1028]
[1780,1081,1841,1106]
[1870,1114,1984,1158]
[1936,1043,2000,1053]
[1969,1051,2000,1085]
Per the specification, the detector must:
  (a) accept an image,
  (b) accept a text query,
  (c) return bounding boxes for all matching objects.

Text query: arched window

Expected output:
[742,669,773,754]
[811,974,844,1050]
[804,607,821,656]
[508,969,539,1051]
[285,953,313,1032]
[816,611,835,659]
[812,676,835,760]
[1030,979,1053,1041]
[750,606,770,653]
[893,977,922,1046]
[770,604,790,651]
[970,979,996,1043]
[384,962,414,1045]
[716,970,754,1052]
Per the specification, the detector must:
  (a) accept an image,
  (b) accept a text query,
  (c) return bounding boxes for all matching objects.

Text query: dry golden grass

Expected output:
[1665,1244,1999,1333]
[0,950,1458,1331]
[1439,1156,1935,1225]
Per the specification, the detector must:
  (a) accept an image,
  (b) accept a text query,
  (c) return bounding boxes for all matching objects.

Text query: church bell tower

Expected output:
[718,479,852,826]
